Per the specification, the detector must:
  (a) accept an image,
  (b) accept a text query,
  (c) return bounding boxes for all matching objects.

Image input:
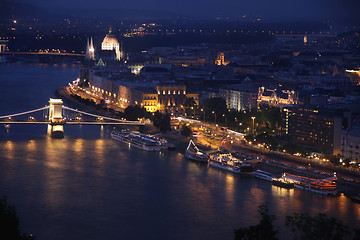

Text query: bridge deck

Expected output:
[0,121,144,125]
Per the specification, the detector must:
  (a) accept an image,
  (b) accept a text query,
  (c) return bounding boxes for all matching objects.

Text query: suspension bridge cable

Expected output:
[62,106,139,123]
[0,106,50,119]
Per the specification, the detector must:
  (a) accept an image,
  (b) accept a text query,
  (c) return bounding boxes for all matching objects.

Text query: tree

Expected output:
[285,213,350,240]
[159,114,171,132]
[181,125,192,137]
[234,204,278,240]
[0,196,20,240]
[0,196,35,240]
[151,112,171,132]
[235,205,358,240]
[98,99,105,107]
[124,105,147,121]
[152,111,162,128]
[203,97,227,123]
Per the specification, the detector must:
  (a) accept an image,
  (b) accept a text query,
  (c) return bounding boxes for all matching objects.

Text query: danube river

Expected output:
[0,62,359,240]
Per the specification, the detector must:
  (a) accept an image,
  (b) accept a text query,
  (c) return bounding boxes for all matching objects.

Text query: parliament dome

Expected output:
[101,27,119,51]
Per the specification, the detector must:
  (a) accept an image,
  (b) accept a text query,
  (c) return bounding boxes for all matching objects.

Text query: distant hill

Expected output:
[56,8,183,20]
[0,1,53,21]
[0,0,184,22]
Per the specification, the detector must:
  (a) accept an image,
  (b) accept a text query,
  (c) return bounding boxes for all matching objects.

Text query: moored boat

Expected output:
[272,173,295,188]
[209,153,253,174]
[252,170,273,181]
[272,178,294,188]
[284,173,338,196]
[185,140,209,163]
[111,130,161,151]
[136,132,169,150]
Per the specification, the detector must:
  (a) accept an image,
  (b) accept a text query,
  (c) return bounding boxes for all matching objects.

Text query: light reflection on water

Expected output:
[73,139,85,173]
[1,136,360,240]
[0,63,359,240]
[224,174,235,210]
[4,140,15,160]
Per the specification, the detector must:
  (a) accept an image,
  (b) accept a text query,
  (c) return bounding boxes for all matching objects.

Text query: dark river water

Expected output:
[0,62,359,240]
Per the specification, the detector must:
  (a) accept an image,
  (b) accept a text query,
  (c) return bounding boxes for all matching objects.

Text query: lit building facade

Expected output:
[0,40,9,53]
[142,93,159,112]
[89,72,198,113]
[156,84,198,113]
[345,69,360,85]
[282,106,343,155]
[341,128,360,162]
[215,52,229,66]
[258,86,298,107]
[219,87,258,111]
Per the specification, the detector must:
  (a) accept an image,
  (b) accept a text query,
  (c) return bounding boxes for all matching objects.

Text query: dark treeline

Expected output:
[235,204,360,240]
[0,196,35,240]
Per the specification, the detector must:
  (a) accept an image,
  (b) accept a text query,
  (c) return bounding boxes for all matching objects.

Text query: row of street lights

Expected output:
[200,108,256,133]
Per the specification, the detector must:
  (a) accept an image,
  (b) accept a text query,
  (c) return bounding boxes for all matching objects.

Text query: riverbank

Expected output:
[57,85,193,154]
[57,84,360,196]
[3,62,358,240]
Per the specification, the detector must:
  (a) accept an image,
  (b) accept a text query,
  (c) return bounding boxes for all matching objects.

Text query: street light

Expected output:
[212,111,216,123]
[251,116,256,134]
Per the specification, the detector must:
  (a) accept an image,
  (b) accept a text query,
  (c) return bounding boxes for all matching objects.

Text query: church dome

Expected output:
[102,27,119,50]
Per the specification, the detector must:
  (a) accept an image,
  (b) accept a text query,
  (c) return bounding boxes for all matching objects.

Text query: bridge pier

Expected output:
[48,98,65,138]
[0,40,8,53]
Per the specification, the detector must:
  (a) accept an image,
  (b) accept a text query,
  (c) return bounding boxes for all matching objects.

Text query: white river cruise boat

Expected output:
[111,130,161,151]
[284,173,338,196]
[133,132,169,150]
[209,153,253,174]
[252,170,273,181]
[185,140,209,163]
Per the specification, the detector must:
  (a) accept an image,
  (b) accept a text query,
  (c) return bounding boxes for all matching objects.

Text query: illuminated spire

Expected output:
[86,37,95,60]
[90,37,94,49]
[89,37,95,60]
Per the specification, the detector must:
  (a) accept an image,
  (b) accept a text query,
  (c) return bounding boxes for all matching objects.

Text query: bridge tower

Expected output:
[48,98,64,138]
[0,40,8,53]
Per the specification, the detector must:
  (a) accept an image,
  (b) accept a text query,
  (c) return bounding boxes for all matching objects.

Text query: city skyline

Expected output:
[0,0,360,239]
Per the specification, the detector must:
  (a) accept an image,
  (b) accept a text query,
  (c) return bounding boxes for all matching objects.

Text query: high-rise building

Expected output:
[341,127,360,163]
[219,86,258,111]
[282,106,344,155]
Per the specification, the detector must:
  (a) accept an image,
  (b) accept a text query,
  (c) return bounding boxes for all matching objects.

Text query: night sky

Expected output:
[23,0,360,22]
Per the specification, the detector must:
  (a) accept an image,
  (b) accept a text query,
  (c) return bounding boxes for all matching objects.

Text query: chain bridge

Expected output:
[0,98,144,138]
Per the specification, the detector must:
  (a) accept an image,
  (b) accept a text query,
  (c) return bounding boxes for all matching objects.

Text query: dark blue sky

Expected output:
[24,0,360,22]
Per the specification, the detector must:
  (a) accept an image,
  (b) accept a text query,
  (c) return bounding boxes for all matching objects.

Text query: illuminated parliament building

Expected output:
[84,27,198,114]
